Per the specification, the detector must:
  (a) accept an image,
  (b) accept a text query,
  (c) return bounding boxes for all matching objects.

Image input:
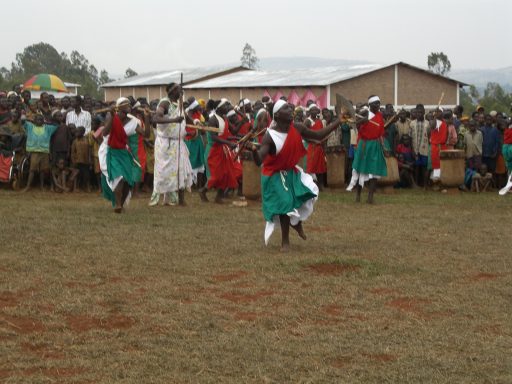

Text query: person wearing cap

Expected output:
[304,104,327,189]
[99,97,150,213]
[185,99,206,193]
[351,95,388,203]
[149,82,194,207]
[250,100,342,252]
[200,98,242,203]
[21,113,59,193]
[427,107,448,185]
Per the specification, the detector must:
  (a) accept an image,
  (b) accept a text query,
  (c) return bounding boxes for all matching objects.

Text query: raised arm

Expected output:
[295,117,341,141]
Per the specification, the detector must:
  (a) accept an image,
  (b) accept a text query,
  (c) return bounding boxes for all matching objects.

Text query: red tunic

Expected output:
[137,118,147,180]
[358,112,385,141]
[186,111,202,140]
[239,118,253,136]
[262,124,306,177]
[430,120,448,170]
[504,128,512,144]
[207,117,242,189]
[306,119,327,174]
[108,114,127,149]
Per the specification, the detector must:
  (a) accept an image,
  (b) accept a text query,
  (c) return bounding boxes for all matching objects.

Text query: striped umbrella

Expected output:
[23,74,67,93]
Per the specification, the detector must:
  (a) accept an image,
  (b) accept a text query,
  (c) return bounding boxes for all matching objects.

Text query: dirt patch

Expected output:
[66,313,135,332]
[233,312,261,321]
[386,297,430,315]
[363,353,397,362]
[370,288,399,296]
[0,291,21,308]
[322,304,343,316]
[305,263,360,276]
[470,273,499,281]
[212,271,248,282]
[219,290,274,304]
[331,356,353,368]
[21,342,65,359]
[1,314,45,333]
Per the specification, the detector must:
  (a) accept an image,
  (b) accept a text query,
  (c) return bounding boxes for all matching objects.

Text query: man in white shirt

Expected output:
[65,95,91,134]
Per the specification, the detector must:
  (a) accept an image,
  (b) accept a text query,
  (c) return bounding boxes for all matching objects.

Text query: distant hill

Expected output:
[450,67,512,91]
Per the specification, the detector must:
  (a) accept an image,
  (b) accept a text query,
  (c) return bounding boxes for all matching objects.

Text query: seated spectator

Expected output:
[395,134,416,188]
[471,163,493,192]
[51,156,79,193]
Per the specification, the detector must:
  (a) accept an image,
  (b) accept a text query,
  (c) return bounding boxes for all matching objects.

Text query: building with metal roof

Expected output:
[183,62,468,109]
[101,65,249,102]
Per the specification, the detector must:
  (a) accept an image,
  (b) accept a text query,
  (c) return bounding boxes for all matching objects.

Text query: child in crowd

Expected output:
[71,126,91,192]
[51,156,79,192]
[22,113,58,192]
[395,134,417,188]
[89,118,103,191]
[471,163,493,192]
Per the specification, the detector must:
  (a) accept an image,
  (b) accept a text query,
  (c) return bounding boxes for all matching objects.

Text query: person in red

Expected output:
[304,104,327,189]
[351,96,388,203]
[235,99,253,136]
[429,108,448,183]
[499,116,512,195]
[202,99,242,203]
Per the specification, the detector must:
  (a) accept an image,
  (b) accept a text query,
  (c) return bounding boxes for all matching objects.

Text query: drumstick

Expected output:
[185,124,220,133]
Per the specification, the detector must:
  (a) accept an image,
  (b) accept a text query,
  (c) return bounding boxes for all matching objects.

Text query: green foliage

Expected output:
[427,52,451,76]
[240,43,259,69]
[460,88,476,115]
[478,82,512,112]
[0,42,113,99]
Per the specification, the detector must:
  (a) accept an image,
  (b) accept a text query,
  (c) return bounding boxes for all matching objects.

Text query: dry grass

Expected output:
[0,188,511,383]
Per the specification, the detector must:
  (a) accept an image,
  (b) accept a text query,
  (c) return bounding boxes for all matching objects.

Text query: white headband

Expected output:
[188,100,199,111]
[256,108,267,118]
[116,97,130,107]
[307,104,318,112]
[240,98,250,106]
[273,100,287,115]
[227,110,236,117]
[217,98,229,110]
[368,96,380,104]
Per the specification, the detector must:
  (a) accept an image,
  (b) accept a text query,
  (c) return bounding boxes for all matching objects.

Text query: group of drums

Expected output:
[240,147,466,199]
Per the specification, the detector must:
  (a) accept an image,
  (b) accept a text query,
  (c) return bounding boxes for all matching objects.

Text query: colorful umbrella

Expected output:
[23,74,67,93]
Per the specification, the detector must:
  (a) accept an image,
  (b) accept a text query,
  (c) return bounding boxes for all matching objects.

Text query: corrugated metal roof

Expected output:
[183,62,468,89]
[101,65,249,88]
[183,64,383,88]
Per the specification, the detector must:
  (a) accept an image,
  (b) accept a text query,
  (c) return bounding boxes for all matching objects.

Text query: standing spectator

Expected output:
[464,120,483,171]
[396,109,411,142]
[22,113,58,192]
[60,96,71,114]
[50,110,72,167]
[410,104,429,186]
[0,95,12,125]
[444,110,458,149]
[383,104,398,155]
[481,114,500,173]
[66,95,92,135]
[71,126,91,192]
[38,92,52,121]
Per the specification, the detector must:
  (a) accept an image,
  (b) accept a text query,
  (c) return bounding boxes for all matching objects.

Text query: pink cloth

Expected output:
[288,90,300,106]
[300,89,316,107]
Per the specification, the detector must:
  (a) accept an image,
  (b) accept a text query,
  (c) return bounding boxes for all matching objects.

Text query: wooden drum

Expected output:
[240,150,261,200]
[325,145,346,188]
[378,156,399,186]
[440,149,465,187]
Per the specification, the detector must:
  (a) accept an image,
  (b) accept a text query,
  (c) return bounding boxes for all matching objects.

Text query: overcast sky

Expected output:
[1,0,509,76]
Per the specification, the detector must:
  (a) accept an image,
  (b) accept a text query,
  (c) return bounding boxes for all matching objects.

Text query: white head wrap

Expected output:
[273,99,287,115]
[116,97,130,108]
[226,110,236,118]
[217,98,229,110]
[368,96,380,104]
[186,100,199,113]
[256,108,268,118]
[132,101,141,109]
[307,104,319,112]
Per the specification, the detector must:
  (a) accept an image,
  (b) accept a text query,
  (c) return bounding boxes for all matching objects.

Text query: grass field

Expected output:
[1,188,511,383]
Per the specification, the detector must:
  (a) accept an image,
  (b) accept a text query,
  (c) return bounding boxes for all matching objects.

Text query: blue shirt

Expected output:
[24,121,58,153]
[481,125,499,157]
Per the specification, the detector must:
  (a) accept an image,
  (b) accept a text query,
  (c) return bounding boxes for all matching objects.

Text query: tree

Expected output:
[125,68,138,79]
[478,82,512,112]
[0,42,112,99]
[427,52,451,76]
[240,43,259,69]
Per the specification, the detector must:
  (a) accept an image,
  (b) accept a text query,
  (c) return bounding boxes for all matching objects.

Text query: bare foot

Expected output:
[199,188,209,202]
[291,222,307,240]
[280,243,290,253]
[114,207,122,214]
[214,196,224,204]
